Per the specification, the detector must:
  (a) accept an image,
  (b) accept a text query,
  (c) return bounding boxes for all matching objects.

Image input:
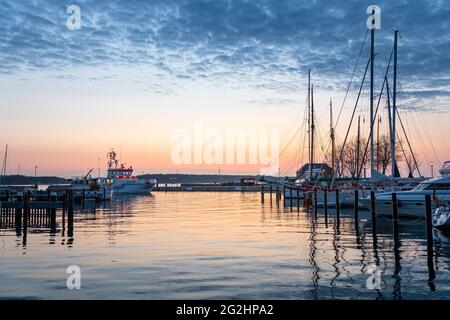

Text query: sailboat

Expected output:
[360,29,450,218]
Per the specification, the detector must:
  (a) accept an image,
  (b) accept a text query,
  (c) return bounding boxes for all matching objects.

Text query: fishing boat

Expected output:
[107,149,156,195]
[46,168,113,201]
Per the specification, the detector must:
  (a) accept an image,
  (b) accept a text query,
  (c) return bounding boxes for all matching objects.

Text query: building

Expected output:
[296,163,332,181]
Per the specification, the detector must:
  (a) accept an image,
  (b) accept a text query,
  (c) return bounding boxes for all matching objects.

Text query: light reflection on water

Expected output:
[1,191,450,299]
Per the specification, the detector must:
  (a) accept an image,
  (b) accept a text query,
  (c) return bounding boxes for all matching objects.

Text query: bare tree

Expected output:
[375,134,403,175]
[330,136,369,178]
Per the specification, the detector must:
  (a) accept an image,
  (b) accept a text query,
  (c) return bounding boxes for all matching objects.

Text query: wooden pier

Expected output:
[0,191,76,239]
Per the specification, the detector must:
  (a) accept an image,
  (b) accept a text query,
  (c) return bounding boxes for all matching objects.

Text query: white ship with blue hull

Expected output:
[107,150,156,195]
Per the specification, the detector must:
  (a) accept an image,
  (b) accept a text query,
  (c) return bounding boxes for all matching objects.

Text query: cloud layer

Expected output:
[0,0,449,104]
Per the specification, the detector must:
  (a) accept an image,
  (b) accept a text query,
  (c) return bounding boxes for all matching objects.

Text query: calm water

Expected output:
[1,191,450,300]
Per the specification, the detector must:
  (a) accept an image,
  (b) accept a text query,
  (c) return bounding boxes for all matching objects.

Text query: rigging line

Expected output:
[417,112,440,163]
[396,80,439,164]
[335,30,369,129]
[395,107,422,176]
[401,107,431,165]
[262,123,304,176]
[396,130,413,174]
[357,75,389,180]
[331,57,370,186]
[432,116,450,155]
[356,48,395,180]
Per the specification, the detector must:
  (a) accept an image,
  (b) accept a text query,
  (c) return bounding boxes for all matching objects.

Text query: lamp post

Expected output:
[34,165,38,189]
[430,162,434,178]
[98,157,101,178]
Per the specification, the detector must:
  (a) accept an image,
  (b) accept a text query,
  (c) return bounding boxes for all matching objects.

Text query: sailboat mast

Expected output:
[310,84,315,180]
[308,70,312,181]
[376,115,381,172]
[0,144,8,186]
[392,30,398,184]
[370,15,375,188]
[330,98,336,179]
[356,116,361,178]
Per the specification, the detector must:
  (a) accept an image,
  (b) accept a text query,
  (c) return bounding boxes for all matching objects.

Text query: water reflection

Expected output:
[0,192,449,299]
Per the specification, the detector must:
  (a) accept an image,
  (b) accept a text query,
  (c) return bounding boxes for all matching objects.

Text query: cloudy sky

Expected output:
[0,0,449,177]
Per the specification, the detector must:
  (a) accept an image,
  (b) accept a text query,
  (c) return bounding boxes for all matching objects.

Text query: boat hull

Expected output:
[361,198,427,218]
[113,179,156,195]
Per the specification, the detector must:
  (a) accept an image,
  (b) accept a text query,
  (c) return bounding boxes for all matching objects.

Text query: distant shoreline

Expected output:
[0,174,276,185]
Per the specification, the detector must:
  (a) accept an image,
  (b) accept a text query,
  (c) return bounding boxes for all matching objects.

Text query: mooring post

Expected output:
[392,193,399,243]
[425,194,436,283]
[276,185,280,208]
[261,184,265,204]
[289,188,293,210]
[68,190,74,237]
[269,185,273,206]
[313,189,318,216]
[370,191,377,234]
[354,189,359,226]
[50,206,57,232]
[23,193,29,231]
[296,188,300,212]
[82,189,85,208]
[335,189,340,218]
[324,189,328,214]
[15,193,22,231]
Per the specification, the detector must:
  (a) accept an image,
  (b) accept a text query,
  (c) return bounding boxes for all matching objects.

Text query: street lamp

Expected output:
[98,157,101,178]
[34,165,38,189]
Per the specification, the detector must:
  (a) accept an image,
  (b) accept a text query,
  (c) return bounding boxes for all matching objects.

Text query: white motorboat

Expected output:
[433,204,450,230]
[361,173,450,219]
[440,161,450,176]
[107,149,157,195]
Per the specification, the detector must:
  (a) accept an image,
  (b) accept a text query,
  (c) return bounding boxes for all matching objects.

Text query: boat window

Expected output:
[423,183,450,190]
[413,183,429,190]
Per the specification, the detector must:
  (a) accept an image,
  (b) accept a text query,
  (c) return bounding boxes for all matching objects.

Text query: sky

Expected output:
[0,0,449,177]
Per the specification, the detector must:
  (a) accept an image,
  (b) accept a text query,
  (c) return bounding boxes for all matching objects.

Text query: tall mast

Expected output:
[310,84,315,180]
[330,98,336,179]
[370,11,376,188]
[0,144,8,186]
[356,116,361,179]
[386,76,395,190]
[376,115,381,172]
[392,30,398,185]
[308,70,311,181]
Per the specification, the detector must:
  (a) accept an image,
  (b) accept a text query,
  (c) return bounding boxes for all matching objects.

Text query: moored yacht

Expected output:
[107,150,156,195]
[361,167,450,218]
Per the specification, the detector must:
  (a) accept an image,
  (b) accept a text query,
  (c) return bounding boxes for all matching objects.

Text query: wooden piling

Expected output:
[261,184,265,204]
[425,194,436,282]
[354,189,359,226]
[335,189,340,218]
[425,195,434,248]
[370,191,377,235]
[269,185,273,206]
[289,188,293,210]
[314,189,318,213]
[296,188,300,212]
[391,193,399,243]
[68,190,74,237]
[276,185,280,208]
